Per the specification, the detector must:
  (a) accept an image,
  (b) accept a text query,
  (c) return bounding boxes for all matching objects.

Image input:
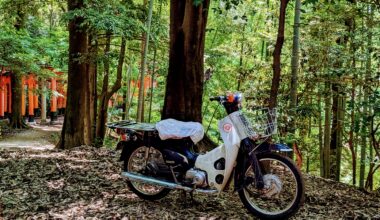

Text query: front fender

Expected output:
[255,142,293,154]
[234,140,292,191]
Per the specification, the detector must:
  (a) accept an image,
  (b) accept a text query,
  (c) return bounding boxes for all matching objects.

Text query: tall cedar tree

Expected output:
[162,0,210,123]
[58,0,89,149]
[269,0,289,109]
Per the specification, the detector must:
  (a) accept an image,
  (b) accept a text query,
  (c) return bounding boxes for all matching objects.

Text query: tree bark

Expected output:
[237,25,245,91]
[123,64,132,120]
[323,82,332,178]
[41,81,47,124]
[95,36,126,145]
[335,94,345,181]
[329,83,340,180]
[318,85,324,176]
[329,0,355,181]
[58,0,89,149]
[10,71,28,128]
[268,0,290,109]
[137,0,154,122]
[87,35,98,144]
[162,0,210,122]
[348,12,357,186]
[148,48,158,122]
[348,83,357,185]
[289,0,301,133]
[360,3,373,189]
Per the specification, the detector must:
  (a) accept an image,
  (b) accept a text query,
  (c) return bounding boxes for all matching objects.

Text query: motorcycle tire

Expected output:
[238,152,305,219]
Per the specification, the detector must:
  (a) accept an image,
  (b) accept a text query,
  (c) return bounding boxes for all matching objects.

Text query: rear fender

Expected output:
[119,140,143,161]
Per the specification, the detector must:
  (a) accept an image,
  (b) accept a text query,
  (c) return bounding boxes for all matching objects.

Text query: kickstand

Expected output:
[178,190,200,207]
[189,191,201,206]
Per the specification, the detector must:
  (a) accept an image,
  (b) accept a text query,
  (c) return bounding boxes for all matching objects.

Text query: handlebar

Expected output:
[209,96,225,102]
[210,92,243,106]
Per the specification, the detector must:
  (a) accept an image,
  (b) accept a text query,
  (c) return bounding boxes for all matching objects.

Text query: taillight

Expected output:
[120,133,127,141]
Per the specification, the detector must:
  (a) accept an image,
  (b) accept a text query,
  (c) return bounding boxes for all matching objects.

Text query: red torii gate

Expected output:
[0,66,66,122]
[0,69,12,119]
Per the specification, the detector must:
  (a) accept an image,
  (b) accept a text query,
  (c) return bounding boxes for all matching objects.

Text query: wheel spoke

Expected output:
[242,156,301,216]
[127,146,165,196]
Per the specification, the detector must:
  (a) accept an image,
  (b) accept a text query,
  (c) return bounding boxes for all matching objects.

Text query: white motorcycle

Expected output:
[107,92,304,219]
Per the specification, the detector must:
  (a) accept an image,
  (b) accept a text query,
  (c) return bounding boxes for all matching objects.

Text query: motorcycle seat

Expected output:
[155,119,204,144]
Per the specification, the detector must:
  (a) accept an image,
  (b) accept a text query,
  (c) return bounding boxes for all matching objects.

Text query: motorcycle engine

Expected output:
[185,168,207,187]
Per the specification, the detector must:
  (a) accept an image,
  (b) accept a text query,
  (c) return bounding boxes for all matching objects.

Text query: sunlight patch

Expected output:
[47,179,65,190]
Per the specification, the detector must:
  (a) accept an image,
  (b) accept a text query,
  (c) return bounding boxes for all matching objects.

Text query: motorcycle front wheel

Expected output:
[124,145,171,200]
[238,152,304,219]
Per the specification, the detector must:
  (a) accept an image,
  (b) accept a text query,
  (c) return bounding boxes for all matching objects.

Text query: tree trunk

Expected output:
[10,71,27,128]
[148,0,164,123]
[318,86,324,176]
[148,48,157,122]
[237,25,245,91]
[288,0,301,162]
[329,83,340,180]
[57,0,89,149]
[95,36,126,145]
[162,0,210,122]
[289,0,301,133]
[88,36,98,143]
[335,94,345,181]
[137,0,154,122]
[359,92,367,188]
[349,82,357,185]
[360,3,373,189]
[85,34,97,144]
[348,12,357,186]
[41,81,47,124]
[95,33,111,146]
[124,64,132,120]
[323,82,332,178]
[269,0,290,109]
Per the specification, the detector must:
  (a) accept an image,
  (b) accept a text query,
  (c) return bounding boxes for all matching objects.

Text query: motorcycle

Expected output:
[107,92,304,219]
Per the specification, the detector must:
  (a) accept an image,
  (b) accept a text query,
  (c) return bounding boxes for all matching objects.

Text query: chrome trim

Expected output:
[121,172,218,194]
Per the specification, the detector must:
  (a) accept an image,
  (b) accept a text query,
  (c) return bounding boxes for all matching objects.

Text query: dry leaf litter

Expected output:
[0,146,379,220]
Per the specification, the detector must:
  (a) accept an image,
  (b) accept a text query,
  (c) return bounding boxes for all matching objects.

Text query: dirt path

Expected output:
[0,118,62,150]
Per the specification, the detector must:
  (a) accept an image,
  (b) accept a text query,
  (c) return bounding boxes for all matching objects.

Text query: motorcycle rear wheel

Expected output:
[124,145,171,200]
[238,152,304,219]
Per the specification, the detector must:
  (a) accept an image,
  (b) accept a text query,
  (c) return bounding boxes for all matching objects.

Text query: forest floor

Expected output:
[0,124,379,219]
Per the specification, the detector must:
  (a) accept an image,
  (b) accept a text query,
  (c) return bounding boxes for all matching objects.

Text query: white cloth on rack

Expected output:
[155,119,204,144]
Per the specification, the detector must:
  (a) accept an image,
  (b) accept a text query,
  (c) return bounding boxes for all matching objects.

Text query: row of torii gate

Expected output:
[0,67,66,123]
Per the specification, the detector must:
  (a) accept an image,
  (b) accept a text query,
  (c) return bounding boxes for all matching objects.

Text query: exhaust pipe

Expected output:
[121,172,218,194]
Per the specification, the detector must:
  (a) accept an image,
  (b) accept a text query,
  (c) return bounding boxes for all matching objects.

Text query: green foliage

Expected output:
[0,27,40,74]
[62,0,144,38]
[193,0,204,6]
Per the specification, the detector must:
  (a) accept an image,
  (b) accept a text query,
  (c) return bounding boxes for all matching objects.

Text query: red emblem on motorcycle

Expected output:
[223,123,232,132]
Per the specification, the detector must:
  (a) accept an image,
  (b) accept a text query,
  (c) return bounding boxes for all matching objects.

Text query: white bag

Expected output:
[155,119,204,144]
